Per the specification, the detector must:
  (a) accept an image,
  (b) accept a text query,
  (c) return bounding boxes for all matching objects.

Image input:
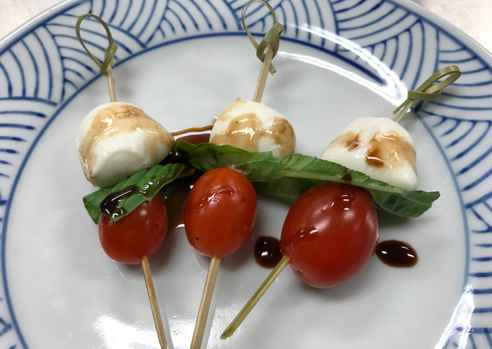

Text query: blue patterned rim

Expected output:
[0,0,491,348]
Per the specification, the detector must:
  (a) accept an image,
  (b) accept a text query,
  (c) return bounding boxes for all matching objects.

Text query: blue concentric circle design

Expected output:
[0,1,491,348]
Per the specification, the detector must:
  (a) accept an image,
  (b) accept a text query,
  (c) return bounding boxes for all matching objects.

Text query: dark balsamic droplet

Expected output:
[174,129,211,144]
[375,240,418,268]
[254,236,282,268]
[162,149,186,164]
[342,173,352,182]
[163,128,212,165]
[100,186,139,220]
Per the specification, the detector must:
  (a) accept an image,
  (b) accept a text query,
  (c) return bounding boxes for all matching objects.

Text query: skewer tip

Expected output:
[220,326,235,339]
[219,255,290,340]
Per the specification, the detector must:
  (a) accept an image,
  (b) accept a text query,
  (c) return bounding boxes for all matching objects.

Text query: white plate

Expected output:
[0,0,491,348]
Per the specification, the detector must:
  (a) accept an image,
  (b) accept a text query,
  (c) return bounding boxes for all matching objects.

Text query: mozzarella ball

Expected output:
[210,99,295,156]
[321,117,417,190]
[78,102,173,187]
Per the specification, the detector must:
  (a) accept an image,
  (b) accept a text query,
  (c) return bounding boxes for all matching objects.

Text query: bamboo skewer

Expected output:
[142,256,169,349]
[221,255,289,339]
[253,47,274,103]
[190,257,221,349]
[391,65,461,122]
[106,66,117,102]
[242,0,282,104]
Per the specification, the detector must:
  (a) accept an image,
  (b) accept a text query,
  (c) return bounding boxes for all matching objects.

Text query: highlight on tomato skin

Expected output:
[98,195,168,264]
[184,167,257,259]
[280,183,379,288]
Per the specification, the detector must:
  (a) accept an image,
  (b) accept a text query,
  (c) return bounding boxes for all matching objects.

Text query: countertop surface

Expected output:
[1,0,492,53]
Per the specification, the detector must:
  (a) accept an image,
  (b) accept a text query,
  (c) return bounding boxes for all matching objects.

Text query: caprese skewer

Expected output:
[76,14,172,349]
[185,1,288,348]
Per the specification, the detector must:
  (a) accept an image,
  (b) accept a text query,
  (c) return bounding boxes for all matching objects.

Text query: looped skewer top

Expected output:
[76,14,118,101]
[76,14,117,76]
[241,0,284,75]
[393,65,461,122]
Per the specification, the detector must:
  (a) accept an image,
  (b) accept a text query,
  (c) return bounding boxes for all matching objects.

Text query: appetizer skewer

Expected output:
[186,1,286,348]
[76,14,171,349]
[185,168,257,349]
[220,66,461,339]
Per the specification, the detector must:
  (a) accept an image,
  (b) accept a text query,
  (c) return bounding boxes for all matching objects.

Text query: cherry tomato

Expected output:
[280,183,378,288]
[99,195,168,264]
[184,167,257,258]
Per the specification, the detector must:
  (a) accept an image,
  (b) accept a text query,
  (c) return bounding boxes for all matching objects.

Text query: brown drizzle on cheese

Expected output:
[365,132,416,170]
[346,132,360,151]
[212,113,261,152]
[331,130,416,170]
[366,146,385,168]
[332,131,360,151]
[271,117,296,156]
[211,113,295,156]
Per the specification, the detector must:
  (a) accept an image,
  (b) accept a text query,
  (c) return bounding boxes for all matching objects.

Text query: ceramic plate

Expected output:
[0,0,491,348]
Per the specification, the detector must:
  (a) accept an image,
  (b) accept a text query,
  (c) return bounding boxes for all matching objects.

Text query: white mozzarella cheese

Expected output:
[210,99,295,157]
[78,102,173,187]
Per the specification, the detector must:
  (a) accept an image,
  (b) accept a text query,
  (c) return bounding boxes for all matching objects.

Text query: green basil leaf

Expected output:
[175,141,439,217]
[83,163,189,224]
[176,140,281,181]
[255,178,439,217]
[254,178,323,204]
[370,190,440,217]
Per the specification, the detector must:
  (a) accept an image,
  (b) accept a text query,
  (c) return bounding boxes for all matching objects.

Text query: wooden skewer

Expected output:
[142,256,169,349]
[190,257,221,349]
[221,255,289,339]
[253,47,274,103]
[106,66,117,102]
[171,46,274,138]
